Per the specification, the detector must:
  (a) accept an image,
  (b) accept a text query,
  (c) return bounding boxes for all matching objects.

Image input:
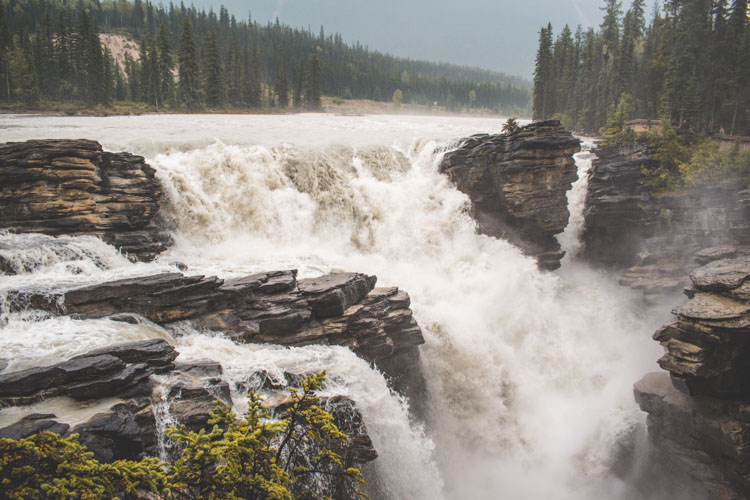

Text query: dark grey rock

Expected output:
[0,413,69,440]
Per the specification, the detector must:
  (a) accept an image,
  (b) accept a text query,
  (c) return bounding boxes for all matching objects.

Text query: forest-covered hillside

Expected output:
[0,0,530,112]
[532,0,750,136]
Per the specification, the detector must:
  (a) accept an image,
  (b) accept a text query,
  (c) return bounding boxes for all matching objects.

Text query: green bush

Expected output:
[0,373,367,500]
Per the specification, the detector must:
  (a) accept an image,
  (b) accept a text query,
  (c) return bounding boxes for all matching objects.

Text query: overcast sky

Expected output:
[189,0,657,78]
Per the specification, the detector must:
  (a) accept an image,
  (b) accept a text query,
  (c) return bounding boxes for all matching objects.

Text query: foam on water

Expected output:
[0,114,666,499]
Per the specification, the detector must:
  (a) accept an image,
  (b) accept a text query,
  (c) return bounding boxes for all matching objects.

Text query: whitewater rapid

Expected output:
[0,114,667,499]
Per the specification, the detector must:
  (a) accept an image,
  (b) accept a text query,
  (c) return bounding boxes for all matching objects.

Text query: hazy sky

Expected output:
[190,0,657,78]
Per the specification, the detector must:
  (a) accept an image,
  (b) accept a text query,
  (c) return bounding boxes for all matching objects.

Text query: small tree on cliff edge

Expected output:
[502,117,520,134]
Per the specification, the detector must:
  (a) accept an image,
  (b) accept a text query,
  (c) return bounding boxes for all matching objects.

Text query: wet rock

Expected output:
[71,407,144,462]
[0,413,69,440]
[63,273,228,323]
[637,257,750,499]
[0,139,168,261]
[298,273,376,318]
[635,372,750,500]
[168,382,232,431]
[583,141,750,301]
[324,396,378,464]
[6,270,424,395]
[0,339,177,405]
[174,360,223,378]
[440,119,580,271]
[653,258,750,397]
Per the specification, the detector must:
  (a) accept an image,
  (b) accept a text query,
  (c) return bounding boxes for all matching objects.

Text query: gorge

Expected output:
[1,113,744,499]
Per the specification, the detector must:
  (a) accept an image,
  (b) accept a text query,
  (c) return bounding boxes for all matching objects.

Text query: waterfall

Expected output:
[0,114,667,499]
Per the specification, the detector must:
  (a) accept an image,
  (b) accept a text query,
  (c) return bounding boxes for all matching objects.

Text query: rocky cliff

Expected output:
[0,139,169,261]
[583,141,750,301]
[440,119,580,271]
[635,257,750,500]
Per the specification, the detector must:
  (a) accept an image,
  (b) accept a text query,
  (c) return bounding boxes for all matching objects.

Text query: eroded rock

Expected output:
[0,139,169,261]
[440,119,580,271]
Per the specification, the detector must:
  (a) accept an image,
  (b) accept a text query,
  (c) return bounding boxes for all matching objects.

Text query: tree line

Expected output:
[0,0,530,112]
[532,0,750,136]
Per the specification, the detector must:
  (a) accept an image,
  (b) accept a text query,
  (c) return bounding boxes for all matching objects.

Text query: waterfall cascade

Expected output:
[0,114,669,499]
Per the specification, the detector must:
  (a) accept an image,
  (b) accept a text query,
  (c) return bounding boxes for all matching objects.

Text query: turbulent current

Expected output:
[0,114,667,499]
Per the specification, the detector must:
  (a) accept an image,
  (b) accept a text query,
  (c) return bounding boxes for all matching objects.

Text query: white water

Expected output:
[0,114,666,499]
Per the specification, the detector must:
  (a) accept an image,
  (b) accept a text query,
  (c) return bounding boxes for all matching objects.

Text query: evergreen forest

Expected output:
[532,0,750,136]
[0,0,531,113]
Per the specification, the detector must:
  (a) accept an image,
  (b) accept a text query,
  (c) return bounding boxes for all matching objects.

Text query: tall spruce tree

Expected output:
[532,23,553,120]
[156,22,174,107]
[202,28,224,107]
[305,53,321,108]
[177,18,200,109]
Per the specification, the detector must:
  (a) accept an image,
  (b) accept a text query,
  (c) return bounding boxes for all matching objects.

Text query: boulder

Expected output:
[0,139,169,261]
[440,119,580,270]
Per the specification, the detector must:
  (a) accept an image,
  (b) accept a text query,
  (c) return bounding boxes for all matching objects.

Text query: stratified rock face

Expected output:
[440,119,580,271]
[583,140,750,300]
[653,258,750,397]
[582,141,655,267]
[635,257,750,500]
[0,344,380,471]
[7,270,424,386]
[0,139,169,261]
[0,339,176,405]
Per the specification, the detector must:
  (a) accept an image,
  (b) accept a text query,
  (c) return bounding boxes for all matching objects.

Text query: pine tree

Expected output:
[156,22,174,107]
[305,53,322,108]
[274,54,289,107]
[532,23,553,120]
[202,28,224,107]
[248,44,262,107]
[0,5,11,101]
[630,0,646,36]
[36,10,56,98]
[294,60,304,108]
[178,18,201,109]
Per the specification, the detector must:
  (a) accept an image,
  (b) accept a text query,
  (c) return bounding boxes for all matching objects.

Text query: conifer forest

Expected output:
[0,0,531,112]
[532,0,750,136]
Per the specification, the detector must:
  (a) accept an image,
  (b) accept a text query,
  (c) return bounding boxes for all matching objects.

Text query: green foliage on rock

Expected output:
[0,373,367,500]
[641,122,750,191]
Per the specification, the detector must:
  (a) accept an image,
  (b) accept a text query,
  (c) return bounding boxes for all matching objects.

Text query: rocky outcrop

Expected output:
[583,140,750,301]
[0,139,169,261]
[0,339,176,406]
[635,257,750,499]
[440,119,580,271]
[7,270,425,390]
[0,342,379,471]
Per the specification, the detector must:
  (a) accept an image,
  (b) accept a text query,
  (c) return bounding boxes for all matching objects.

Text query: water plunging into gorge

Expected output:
[0,114,668,499]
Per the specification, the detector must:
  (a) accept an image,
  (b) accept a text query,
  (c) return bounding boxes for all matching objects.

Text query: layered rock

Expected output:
[0,339,176,406]
[0,139,169,261]
[7,270,425,388]
[583,140,750,300]
[0,342,378,471]
[635,257,750,499]
[440,119,580,270]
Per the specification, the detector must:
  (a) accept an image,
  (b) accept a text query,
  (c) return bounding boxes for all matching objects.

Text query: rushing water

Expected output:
[0,113,667,499]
